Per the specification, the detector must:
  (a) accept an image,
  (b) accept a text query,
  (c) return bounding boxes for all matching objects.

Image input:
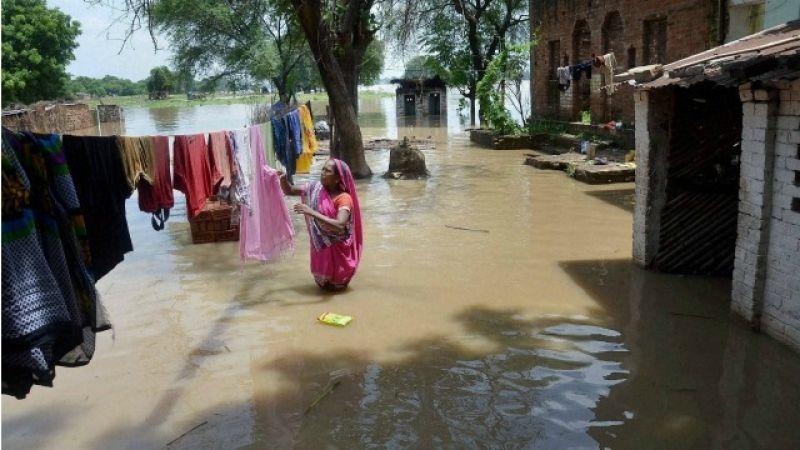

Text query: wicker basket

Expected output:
[189,199,239,244]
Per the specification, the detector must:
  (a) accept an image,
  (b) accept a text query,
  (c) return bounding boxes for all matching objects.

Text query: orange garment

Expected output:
[333,193,353,211]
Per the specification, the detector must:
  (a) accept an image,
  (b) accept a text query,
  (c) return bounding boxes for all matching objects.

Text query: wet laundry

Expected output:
[260,122,277,170]
[137,136,174,230]
[557,66,571,91]
[62,134,134,281]
[173,134,214,219]
[570,61,593,81]
[600,53,618,94]
[296,105,317,174]
[208,131,234,200]
[239,125,295,263]
[117,136,155,190]
[2,129,111,399]
[272,116,295,177]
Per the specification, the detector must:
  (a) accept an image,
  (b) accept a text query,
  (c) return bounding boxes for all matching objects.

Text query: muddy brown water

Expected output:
[4,98,800,449]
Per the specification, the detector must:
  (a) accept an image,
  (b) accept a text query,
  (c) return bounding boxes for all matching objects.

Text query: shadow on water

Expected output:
[86,303,633,449]
[559,258,800,450]
[584,188,636,213]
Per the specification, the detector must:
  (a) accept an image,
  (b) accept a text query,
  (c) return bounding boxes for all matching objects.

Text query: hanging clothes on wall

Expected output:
[557,66,572,91]
[601,53,618,95]
[208,131,234,201]
[239,125,295,262]
[62,134,134,281]
[2,129,111,399]
[173,134,213,219]
[138,136,174,231]
[117,136,155,190]
[570,61,593,81]
[296,104,317,174]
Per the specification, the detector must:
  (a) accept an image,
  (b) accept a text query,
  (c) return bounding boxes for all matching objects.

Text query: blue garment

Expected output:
[286,110,303,157]
[570,61,593,81]
[272,116,295,177]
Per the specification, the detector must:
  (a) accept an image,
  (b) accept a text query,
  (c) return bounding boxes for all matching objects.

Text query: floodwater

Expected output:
[4,96,800,450]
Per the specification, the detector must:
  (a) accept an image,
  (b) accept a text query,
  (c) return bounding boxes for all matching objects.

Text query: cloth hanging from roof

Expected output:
[62,135,133,280]
[173,134,214,219]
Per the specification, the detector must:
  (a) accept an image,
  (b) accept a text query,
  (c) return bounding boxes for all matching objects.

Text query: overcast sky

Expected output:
[51,0,407,81]
[53,0,173,81]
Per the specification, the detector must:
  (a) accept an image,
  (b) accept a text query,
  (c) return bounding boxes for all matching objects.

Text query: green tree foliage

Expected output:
[391,0,528,125]
[360,40,385,85]
[476,43,531,135]
[68,75,146,97]
[146,66,175,96]
[152,0,310,102]
[402,55,436,79]
[1,0,82,105]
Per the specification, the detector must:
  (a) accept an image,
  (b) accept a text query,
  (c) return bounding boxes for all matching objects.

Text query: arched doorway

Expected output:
[572,20,592,120]
[602,12,625,121]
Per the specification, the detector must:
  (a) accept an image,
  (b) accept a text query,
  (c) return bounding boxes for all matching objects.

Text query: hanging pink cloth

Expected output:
[239,126,295,262]
[301,159,363,287]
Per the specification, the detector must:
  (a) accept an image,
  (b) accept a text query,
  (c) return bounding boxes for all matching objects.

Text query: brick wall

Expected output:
[532,0,718,124]
[2,103,98,134]
[733,80,800,352]
[763,79,800,349]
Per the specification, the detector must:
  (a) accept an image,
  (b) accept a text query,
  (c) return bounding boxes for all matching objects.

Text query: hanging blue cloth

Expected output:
[272,116,295,177]
[286,110,303,157]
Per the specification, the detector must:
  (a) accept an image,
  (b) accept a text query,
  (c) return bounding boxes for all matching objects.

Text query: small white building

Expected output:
[633,21,800,352]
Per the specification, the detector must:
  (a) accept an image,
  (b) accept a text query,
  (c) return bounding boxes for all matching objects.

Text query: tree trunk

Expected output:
[291,0,371,178]
[469,94,476,126]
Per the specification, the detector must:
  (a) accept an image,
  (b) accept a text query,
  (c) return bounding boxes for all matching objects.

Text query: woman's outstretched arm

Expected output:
[278,171,303,196]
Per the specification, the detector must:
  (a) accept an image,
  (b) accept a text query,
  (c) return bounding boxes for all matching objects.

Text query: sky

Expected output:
[51,0,407,82]
[52,0,173,81]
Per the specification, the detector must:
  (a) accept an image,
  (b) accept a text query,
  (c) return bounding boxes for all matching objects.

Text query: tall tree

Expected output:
[152,0,309,103]
[97,0,391,177]
[393,0,528,125]
[2,0,82,106]
[146,66,175,98]
[288,0,380,176]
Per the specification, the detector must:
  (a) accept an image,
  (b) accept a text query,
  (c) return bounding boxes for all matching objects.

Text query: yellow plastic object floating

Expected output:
[318,312,352,327]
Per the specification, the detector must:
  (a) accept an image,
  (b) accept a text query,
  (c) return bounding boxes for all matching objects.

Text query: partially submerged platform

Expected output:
[525,152,635,184]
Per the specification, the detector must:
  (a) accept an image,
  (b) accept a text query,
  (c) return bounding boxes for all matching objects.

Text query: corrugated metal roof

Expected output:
[639,20,800,90]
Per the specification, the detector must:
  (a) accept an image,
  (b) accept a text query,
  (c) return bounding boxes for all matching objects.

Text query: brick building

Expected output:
[530,0,727,125]
[633,22,800,352]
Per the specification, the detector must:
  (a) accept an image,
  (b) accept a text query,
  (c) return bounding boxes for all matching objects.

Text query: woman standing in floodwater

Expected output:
[279,159,363,290]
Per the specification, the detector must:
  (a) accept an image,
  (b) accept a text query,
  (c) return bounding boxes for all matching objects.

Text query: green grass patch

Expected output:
[86,90,392,110]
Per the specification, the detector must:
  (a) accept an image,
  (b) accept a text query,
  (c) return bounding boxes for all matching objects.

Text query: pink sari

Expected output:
[301,159,363,287]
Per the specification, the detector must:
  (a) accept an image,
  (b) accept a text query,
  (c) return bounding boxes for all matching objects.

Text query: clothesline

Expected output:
[1,101,320,397]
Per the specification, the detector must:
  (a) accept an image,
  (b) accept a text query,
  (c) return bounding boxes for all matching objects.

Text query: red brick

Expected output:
[531,0,717,125]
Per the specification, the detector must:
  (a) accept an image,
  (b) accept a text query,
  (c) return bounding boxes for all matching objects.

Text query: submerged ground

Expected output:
[4,100,800,449]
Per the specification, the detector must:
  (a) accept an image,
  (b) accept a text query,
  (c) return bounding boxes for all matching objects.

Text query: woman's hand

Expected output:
[293,203,313,215]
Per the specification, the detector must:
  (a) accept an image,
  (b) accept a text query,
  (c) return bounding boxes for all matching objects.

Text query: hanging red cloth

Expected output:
[173,134,213,219]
